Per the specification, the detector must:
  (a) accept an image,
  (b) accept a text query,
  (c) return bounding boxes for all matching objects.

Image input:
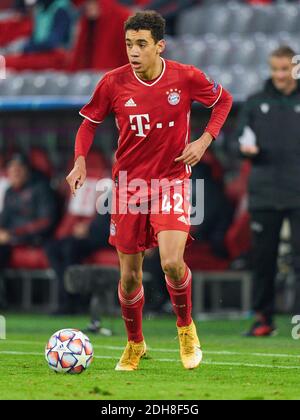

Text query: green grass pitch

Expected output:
[0,314,299,400]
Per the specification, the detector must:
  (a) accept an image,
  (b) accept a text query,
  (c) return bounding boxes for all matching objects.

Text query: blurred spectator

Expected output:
[124,0,199,35]
[0,154,57,250]
[237,46,300,336]
[45,212,111,318]
[69,0,131,71]
[0,154,57,307]
[4,0,74,71]
[23,0,73,53]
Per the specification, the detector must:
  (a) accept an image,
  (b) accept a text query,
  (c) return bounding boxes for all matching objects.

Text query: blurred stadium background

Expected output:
[0,0,299,320]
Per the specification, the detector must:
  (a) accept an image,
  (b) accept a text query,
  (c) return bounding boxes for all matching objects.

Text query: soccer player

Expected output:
[67,10,233,370]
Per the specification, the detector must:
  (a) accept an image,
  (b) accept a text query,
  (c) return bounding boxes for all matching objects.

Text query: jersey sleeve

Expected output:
[190,67,223,108]
[79,74,113,124]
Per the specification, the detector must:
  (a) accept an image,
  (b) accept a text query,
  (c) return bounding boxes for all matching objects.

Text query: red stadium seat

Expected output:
[84,248,119,267]
[29,147,54,179]
[0,0,13,10]
[0,15,32,47]
[225,211,252,260]
[224,161,252,259]
[185,210,252,272]
[201,149,224,184]
[185,242,230,271]
[184,155,252,271]
[5,50,69,71]
[9,246,49,270]
[8,246,120,270]
[225,160,252,206]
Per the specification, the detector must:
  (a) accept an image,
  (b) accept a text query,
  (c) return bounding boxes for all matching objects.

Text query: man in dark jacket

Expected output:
[237,46,300,336]
[0,154,57,307]
[5,0,73,71]
[0,154,57,256]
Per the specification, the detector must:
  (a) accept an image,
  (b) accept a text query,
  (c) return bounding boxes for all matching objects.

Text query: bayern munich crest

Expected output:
[110,222,116,236]
[167,89,181,106]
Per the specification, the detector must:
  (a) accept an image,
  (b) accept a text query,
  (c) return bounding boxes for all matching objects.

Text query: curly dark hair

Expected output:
[124,10,166,44]
[270,45,296,59]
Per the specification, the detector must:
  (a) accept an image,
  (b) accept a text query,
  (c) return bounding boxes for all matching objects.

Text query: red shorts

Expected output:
[109,178,194,254]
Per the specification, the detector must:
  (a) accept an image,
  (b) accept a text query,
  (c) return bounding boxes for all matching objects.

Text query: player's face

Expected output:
[125,30,165,75]
[270,56,295,93]
[7,161,29,189]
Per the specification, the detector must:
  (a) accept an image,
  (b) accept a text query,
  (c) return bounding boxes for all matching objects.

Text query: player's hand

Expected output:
[174,132,213,167]
[240,145,260,156]
[66,156,87,196]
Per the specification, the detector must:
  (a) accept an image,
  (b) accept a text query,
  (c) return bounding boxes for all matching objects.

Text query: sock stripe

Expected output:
[118,284,144,306]
[119,288,144,306]
[165,267,192,291]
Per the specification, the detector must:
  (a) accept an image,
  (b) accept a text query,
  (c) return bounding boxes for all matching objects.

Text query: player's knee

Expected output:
[120,270,142,295]
[161,258,184,281]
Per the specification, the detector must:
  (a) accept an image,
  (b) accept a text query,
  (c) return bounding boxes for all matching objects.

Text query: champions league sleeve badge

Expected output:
[204,73,219,93]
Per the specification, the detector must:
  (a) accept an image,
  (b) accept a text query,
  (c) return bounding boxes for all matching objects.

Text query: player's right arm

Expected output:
[66,118,99,195]
[66,156,87,196]
[66,74,113,195]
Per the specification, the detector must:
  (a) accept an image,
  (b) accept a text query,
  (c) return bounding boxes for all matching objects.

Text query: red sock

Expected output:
[118,282,144,343]
[165,265,192,327]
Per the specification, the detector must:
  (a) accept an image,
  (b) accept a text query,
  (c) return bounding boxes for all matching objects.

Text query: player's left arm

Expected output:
[175,69,233,167]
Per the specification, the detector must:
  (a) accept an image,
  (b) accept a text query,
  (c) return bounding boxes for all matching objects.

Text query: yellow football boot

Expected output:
[115,340,147,371]
[177,320,202,370]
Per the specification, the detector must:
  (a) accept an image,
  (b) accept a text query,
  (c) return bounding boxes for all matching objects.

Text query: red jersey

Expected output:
[79,58,224,184]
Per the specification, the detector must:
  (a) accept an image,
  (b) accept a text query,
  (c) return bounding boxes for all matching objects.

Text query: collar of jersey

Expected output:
[132,57,166,87]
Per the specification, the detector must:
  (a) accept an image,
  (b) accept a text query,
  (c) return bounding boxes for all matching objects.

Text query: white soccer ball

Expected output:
[45,329,94,374]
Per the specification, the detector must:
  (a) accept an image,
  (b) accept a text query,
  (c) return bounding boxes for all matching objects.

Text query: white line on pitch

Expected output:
[93,345,300,360]
[4,340,300,360]
[1,351,300,370]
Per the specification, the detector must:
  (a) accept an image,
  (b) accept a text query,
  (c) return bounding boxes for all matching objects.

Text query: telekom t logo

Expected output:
[130,114,150,137]
[129,114,175,137]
